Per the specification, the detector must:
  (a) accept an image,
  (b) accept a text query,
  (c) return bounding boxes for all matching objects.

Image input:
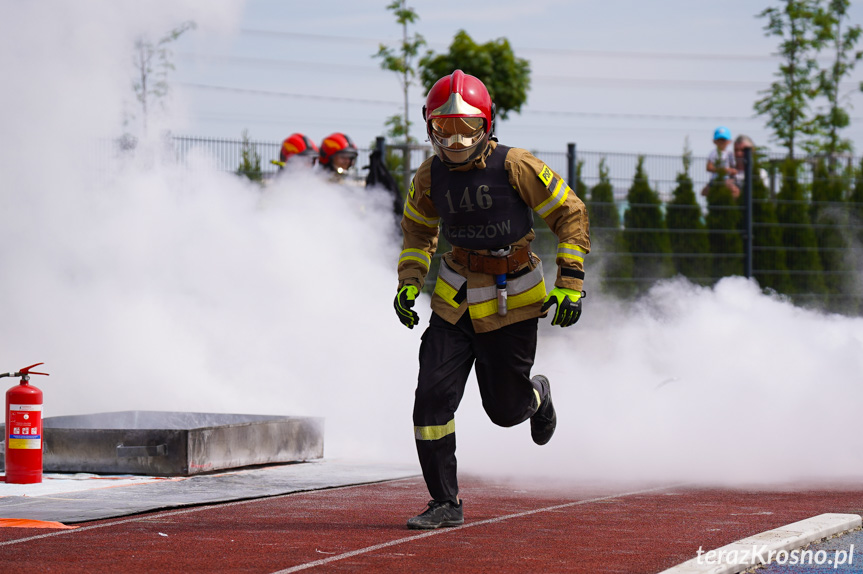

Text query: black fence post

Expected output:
[567,142,576,188]
[743,147,753,279]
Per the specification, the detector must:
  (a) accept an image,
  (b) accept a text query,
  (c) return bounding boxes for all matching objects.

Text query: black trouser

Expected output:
[413,311,540,503]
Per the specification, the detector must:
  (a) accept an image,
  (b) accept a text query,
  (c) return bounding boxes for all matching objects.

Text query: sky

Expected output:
[2,0,863,487]
[167,0,863,158]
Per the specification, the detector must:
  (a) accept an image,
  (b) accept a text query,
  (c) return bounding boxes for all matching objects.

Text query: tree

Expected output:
[750,150,792,294]
[666,144,710,282]
[755,1,823,159]
[849,158,863,312]
[810,0,862,157]
[590,159,634,297]
[775,159,827,301]
[810,157,851,308]
[236,129,262,183]
[589,159,619,230]
[374,1,425,195]
[420,30,530,122]
[852,157,863,235]
[131,21,196,136]
[623,157,672,286]
[704,144,744,280]
[574,159,588,201]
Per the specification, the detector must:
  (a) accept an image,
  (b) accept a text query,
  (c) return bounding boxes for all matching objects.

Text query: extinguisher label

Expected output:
[7,404,42,449]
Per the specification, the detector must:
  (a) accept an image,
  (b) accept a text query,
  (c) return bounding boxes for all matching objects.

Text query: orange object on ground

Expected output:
[0,518,76,529]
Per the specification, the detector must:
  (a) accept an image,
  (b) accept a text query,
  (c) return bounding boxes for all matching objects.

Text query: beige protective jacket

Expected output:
[397,141,590,333]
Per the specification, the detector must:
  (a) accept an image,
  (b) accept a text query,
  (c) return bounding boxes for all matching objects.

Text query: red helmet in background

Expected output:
[319,132,358,174]
[279,133,319,163]
[423,69,494,167]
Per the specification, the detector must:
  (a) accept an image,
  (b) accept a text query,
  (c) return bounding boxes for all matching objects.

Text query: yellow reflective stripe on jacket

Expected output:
[557,242,587,262]
[466,263,546,319]
[414,418,455,441]
[469,280,547,319]
[466,264,545,304]
[534,180,569,219]
[399,248,431,270]
[433,279,461,308]
[404,201,440,228]
[434,262,466,308]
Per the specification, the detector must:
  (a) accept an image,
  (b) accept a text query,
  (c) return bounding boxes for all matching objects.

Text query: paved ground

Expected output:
[2,470,863,573]
[757,528,863,573]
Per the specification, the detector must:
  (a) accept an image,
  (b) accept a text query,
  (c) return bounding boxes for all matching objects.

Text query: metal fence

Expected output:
[161,136,863,315]
[171,135,375,185]
[540,146,863,314]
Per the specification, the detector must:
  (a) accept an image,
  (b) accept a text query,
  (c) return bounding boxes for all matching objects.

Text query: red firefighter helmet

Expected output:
[279,133,319,163]
[423,69,494,167]
[319,132,358,173]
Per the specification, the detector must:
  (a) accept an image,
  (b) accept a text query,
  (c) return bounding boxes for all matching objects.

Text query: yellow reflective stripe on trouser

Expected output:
[404,201,440,228]
[534,180,569,219]
[399,248,431,270]
[557,242,587,262]
[415,419,455,441]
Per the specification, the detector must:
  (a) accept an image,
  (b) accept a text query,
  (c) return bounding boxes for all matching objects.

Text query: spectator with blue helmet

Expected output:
[703,126,740,199]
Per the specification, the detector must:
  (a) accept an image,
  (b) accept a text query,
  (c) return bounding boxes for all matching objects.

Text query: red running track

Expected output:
[1,475,862,573]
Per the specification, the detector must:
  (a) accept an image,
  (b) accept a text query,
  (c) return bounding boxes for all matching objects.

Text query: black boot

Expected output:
[406,499,464,530]
[530,375,556,445]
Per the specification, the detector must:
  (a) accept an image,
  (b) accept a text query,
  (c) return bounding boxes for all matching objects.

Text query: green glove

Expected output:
[394,285,420,329]
[540,287,583,327]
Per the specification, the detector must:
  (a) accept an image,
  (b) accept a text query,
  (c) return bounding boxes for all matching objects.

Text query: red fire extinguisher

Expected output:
[2,363,49,484]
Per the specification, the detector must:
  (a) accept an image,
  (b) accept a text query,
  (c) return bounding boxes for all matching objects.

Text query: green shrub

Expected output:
[622,156,672,286]
[810,158,850,308]
[750,152,791,294]
[666,152,710,282]
[589,158,634,297]
[236,129,263,183]
[776,159,826,302]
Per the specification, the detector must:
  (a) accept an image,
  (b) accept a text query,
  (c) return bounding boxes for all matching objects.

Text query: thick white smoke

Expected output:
[3,2,863,485]
[458,277,863,484]
[0,1,421,464]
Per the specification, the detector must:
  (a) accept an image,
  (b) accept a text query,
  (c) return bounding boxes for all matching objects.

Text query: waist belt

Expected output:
[451,245,531,275]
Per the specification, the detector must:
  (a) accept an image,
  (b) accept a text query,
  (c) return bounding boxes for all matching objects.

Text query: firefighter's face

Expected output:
[428,115,488,166]
[332,153,355,173]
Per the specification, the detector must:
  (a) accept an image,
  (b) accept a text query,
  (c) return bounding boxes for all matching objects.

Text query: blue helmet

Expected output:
[713,126,731,141]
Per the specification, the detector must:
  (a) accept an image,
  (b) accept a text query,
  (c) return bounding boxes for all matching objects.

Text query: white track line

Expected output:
[659,513,862,574]
[0,478,413,547]
[270,483,681,574]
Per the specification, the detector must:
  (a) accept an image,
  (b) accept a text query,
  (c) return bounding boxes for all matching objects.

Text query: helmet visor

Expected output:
[429,117,486,150]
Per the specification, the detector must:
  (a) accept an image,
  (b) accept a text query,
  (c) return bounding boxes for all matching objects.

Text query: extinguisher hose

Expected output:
[1,364,49,378]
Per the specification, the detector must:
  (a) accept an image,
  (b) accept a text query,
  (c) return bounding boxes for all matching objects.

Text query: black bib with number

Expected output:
[429,144,534,250]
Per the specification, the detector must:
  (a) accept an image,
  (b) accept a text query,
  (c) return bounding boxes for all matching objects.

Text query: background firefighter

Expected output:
[393,70,590,530]
[318,132,359,179]
[271,133,318,170]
